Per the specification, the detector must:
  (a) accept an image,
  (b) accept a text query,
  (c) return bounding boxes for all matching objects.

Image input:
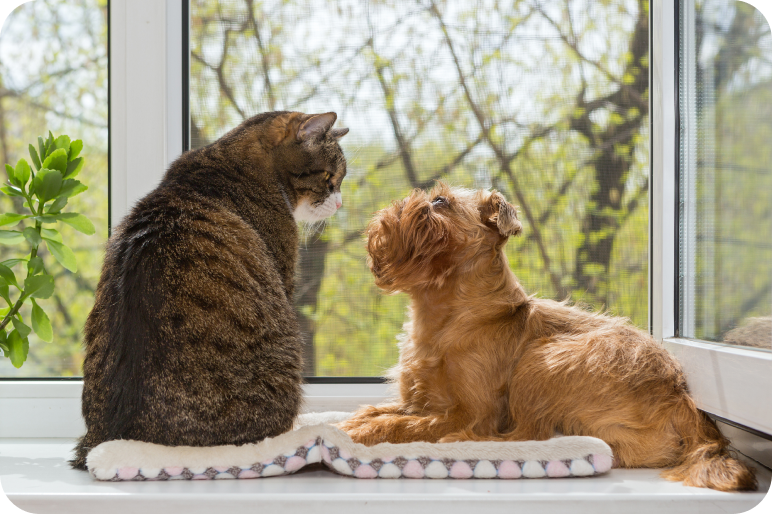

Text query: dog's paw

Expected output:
[438,432,465,443]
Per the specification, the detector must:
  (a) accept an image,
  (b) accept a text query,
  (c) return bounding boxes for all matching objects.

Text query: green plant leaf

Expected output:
[0,185,24,197]
[0,330,8,355]
[1,258,28,268]
[37,136,46,162]
[24,274,54,299]
[44,239,77,272]
[0,284,10,304]
[22,227,42,247]
[0,213,29,227]
[7,329,27,368]
[29,144,42,171]
[0,230,25,245]
[54,135,71,153]
[27,256,45,275]
[69,139,83,161]
[41,228,62,242]
[5,164,16,185]
[33,215,58,224]
[54,213,95,235]
[41,149,67,175]
[11,317,31,339]
[46,196,68,214]
[32,168,63,202]
[56,179,87,199]
[64,157,84,179]
[15,159,31,186]
[0,263,19,288]
[46,131,55,157]
[31,300,53,343]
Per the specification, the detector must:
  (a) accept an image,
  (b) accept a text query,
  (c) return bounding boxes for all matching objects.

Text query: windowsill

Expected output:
[1,438,769,514]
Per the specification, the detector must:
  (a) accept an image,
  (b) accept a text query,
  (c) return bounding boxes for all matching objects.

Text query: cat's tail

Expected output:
[69,435,90,471]
[661,398,756,491]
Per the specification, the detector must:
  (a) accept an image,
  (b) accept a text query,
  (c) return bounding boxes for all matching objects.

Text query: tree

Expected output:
[189,0,653,375]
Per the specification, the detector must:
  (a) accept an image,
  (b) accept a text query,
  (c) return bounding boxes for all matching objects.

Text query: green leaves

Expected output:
[33,168,63,202]
[0,131,92,369]
[42,148,68,175]
[0,264,19,288]
[24,275,54,299]
[0,231,25,245]
[15,159,31,187]
[0,214,29,227]
[44,239,78,272]
[12,316,31,338]
[29,144,42,171]
[23,227,42,247]
[56,179,87,199]
[53,213,95,235]
[69,140,83,161]
[31,300,52,343]
[7,330,27,368]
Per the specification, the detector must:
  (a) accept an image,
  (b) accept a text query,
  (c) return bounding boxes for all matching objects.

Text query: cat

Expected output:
[71,111,348,470]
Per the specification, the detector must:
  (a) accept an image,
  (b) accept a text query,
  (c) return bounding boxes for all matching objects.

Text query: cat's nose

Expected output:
[336,200,342,209]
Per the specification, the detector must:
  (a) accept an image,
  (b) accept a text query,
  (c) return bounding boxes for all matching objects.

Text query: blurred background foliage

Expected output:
[0,0,767,377]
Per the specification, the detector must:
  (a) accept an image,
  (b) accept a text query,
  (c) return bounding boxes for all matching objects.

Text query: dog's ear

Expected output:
[480,191,522,238]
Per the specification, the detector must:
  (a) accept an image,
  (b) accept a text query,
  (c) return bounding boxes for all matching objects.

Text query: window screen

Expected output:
[678,0,772,350]
[189,0,650,376]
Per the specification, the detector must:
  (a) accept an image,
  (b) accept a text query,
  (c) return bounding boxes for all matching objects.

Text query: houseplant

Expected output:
[0,131,94,368]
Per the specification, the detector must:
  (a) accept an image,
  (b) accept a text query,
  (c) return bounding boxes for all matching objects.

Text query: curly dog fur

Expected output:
[337,183,756,492]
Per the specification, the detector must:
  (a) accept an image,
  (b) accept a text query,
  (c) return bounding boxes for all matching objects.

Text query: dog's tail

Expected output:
[661,398,756,491]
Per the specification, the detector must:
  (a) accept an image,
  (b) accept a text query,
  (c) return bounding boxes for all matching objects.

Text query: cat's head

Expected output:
[235,111,349,223]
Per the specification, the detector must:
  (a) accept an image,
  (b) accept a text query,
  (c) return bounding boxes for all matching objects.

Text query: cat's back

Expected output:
[81,161,302,451]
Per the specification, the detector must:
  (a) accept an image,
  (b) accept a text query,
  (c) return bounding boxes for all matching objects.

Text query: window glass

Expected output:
[189,0,650,376]
[0,0,109,377]
[678,0,772,350]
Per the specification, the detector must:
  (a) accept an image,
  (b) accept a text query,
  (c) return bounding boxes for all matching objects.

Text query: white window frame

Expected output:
[2,0,771,443]
[650,0,772,437]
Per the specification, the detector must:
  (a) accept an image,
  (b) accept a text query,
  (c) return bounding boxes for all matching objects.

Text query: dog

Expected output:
[337,183,756,492]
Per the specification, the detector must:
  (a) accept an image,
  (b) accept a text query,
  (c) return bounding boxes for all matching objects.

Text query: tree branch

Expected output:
[244,0,277,110]
[429,0,566,298]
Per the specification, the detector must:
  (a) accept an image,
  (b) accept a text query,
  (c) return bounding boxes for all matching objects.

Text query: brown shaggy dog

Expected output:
[337,183,757,492]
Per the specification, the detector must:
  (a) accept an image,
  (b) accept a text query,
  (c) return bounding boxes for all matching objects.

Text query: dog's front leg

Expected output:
[336,404,455,446]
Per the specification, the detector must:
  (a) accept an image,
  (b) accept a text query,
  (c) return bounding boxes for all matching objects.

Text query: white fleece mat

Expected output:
[86,412,613,481]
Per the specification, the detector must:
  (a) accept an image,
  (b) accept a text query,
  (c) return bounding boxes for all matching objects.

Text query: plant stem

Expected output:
[0,296,25,332]
[0,192,41,333]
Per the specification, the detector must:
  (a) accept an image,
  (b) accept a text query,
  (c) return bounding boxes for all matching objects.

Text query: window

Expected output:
[678,0,771,351]
[652,0,772,437]
[0,0,109,378]
[1,0,769,451]
[188,0,650,377]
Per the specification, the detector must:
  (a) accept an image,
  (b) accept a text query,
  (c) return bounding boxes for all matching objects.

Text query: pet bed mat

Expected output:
[87,412,613,481]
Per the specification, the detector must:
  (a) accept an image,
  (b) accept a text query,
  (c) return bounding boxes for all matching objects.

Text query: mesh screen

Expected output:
[678,0,772,350]
[190,0,651,376]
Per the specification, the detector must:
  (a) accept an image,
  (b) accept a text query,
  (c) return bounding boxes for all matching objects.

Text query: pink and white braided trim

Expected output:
[87,413,614,481]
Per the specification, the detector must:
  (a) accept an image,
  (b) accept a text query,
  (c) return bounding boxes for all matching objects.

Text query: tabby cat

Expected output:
[71,111,348,470]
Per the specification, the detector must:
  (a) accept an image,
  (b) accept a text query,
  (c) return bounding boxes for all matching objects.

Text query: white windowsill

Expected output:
[1,438,769,514]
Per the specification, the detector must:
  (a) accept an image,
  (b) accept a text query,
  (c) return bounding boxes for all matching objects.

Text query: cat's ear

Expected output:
[330,128,349,140]
[296,112,337,142]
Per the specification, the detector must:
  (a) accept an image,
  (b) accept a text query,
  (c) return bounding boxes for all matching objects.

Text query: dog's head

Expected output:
[366,183,522,292]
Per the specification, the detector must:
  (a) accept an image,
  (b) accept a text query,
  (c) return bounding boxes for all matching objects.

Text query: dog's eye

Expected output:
[432,196,448,206]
